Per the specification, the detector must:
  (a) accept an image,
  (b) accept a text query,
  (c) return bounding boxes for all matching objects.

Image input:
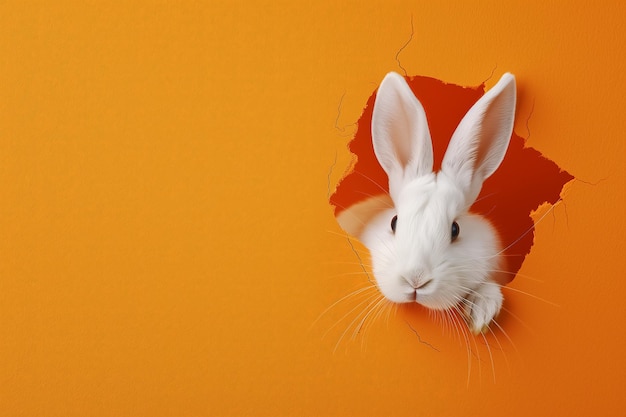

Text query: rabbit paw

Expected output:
[463,282,503,335]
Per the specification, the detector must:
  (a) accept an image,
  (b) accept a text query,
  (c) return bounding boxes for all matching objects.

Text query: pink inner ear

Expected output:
[329,75,573,285]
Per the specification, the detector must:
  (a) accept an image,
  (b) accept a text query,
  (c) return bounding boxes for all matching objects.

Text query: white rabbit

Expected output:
[360,72,516,334]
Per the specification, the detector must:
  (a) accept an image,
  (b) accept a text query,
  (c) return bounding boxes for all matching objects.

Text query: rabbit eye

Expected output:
[451,221,460,241]
[391,215,398,233]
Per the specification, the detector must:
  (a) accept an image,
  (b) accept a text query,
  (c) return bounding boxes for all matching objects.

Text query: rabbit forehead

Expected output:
[396,173,465,223]
[394,175,465,260]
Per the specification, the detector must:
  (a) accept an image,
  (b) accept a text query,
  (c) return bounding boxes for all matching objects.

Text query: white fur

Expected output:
[362,72,516,334]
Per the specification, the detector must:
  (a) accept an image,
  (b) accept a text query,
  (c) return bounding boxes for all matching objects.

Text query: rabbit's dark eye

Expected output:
[451,221,460,241]
[391,215,398,233]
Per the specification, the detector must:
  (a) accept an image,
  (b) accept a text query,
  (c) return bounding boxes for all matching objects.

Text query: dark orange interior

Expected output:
[330,75,574,284]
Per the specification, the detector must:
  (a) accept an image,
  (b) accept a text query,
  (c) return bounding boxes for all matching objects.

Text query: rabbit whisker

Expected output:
[327,271,376,279]
[353,170,389,195]
[312,284,378,332]
[324,261,374,268]
[353,190,394,207]
[451,301,481,385]
[334,293,386,353]
[496,199,563,257]
[500,285,559,307]
[355,296,389,351]
[500,305,535,336]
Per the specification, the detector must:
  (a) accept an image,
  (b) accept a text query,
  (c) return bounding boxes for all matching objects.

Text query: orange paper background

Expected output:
[0,1,624,416]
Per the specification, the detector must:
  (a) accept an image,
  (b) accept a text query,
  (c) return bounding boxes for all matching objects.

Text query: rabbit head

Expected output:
[360,72,516,333]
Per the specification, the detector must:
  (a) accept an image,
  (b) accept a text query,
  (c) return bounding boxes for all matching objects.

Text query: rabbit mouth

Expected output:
[412,284,438,306]
[411,277,435,298]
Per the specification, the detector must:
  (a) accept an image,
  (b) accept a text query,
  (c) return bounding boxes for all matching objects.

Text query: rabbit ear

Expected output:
[441,73,516,205]
[372,72,434,202]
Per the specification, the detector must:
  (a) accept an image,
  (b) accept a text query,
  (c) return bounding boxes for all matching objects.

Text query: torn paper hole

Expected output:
[330,74,573,287]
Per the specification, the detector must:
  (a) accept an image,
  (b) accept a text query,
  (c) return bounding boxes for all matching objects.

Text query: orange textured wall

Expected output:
[0,1,624,416]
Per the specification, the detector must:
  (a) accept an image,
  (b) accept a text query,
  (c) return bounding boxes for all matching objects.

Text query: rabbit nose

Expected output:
[415,278,433,290]
[401,270,431,289]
